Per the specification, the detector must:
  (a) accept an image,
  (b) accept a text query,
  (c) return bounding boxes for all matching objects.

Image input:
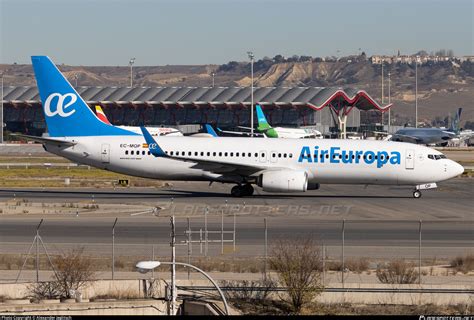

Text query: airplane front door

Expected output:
[101,143,110,163]
[405,149,414,169]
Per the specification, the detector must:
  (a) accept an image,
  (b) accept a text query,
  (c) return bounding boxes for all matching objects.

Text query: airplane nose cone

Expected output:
[455,163,464,176]
[452,161,464,177]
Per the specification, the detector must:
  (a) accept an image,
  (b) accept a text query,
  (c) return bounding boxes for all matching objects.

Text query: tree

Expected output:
[269,237,324,313]
[217,61,240,73]
[299,55,313,62]
[287,55,300,62]
[273,54,285,63]
[53,247,96,298]
[415,50,429,56]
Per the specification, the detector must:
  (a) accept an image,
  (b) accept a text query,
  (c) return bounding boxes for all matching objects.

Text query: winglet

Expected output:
[140,126,167,157]
[204,124,218,137]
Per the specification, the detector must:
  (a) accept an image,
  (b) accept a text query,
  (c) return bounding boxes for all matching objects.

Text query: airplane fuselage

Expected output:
[45,136,461,186]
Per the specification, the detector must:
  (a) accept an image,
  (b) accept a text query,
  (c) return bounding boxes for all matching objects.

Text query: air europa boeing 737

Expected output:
[23,56,464,198]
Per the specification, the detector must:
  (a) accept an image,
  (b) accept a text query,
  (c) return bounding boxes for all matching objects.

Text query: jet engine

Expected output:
[257,170,308,192]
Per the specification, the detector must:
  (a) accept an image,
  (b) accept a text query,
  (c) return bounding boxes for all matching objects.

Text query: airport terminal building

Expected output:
[1,86,391,136]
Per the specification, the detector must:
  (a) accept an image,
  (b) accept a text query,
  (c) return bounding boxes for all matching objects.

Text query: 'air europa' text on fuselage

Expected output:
[298,146,401,168]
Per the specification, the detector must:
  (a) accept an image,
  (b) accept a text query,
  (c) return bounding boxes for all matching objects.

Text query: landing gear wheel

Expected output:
[243,184,254,196]
[231,184,254,197]
[231,185,243,197]
[413,190,422,199]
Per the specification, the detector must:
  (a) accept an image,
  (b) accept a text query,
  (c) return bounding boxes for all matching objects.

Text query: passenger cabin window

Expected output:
[125,150,129,155]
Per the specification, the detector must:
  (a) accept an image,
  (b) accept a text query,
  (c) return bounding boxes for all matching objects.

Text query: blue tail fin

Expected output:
[256,104,269,126]
[449,107,462,133]
[204,124,218,137]
[31,56,137,137]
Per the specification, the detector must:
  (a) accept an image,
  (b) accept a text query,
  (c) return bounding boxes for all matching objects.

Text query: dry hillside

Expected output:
[1,58,472,125]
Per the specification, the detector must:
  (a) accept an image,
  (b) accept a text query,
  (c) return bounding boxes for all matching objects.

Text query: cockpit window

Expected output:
[428,154,447,160]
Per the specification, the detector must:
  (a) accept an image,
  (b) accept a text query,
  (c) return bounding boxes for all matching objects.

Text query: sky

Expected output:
[0,0,472,66]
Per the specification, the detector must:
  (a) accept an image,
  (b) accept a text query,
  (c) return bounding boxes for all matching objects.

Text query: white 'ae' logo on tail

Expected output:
[44,93,77,117]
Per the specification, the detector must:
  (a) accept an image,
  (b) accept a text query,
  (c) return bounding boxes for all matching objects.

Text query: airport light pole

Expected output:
[74,74,79,88]
[211,72,215,88]
[129,58,136,87]
[388,71,391,134]
[136,260,229,315]
[381,62,384,104]
[381,62,384,129]
[415,56,418,128]
[247,51,254,137]
[1,73,3,144]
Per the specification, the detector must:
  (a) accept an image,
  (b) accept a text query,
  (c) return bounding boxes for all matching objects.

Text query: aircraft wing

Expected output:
[390,134,423,144]
[236,126,252,130]
[173,156,267,176]
[11,134,77,146]
[141,127,270,176]
[217,128,265,137]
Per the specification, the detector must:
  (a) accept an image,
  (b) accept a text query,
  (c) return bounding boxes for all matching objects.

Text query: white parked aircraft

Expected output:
[95,105,183,137]
[23,56,464,198]
[216,105,323,139]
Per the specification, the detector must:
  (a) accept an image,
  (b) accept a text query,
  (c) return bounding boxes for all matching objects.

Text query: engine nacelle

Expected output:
[258,170,308,193]
[307,182,320,190]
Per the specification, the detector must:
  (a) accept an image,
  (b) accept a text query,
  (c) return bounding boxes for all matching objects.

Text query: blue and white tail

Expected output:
[31,56,137,137]
[448,107,462,134]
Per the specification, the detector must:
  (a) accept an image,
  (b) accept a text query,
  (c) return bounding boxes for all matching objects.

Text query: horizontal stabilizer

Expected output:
[11,134,77,146]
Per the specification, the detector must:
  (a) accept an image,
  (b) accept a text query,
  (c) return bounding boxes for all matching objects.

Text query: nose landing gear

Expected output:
[413,190,422,198]
[230,184,254,197]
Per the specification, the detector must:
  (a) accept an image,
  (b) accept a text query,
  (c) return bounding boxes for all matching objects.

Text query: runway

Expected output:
[0,177,472,220]
[0,178,472,261]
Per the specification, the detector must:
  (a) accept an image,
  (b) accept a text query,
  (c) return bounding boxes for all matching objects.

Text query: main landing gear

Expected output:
[413,190,422,199]
[231,184,254,197]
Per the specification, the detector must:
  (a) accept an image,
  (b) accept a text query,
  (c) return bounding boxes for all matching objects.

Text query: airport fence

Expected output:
[1,215,472,286]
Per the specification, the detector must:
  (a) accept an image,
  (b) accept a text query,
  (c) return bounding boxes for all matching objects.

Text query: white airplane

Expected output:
[95,105,183,137]
[22,56,464,198]
[217,105,323,139]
